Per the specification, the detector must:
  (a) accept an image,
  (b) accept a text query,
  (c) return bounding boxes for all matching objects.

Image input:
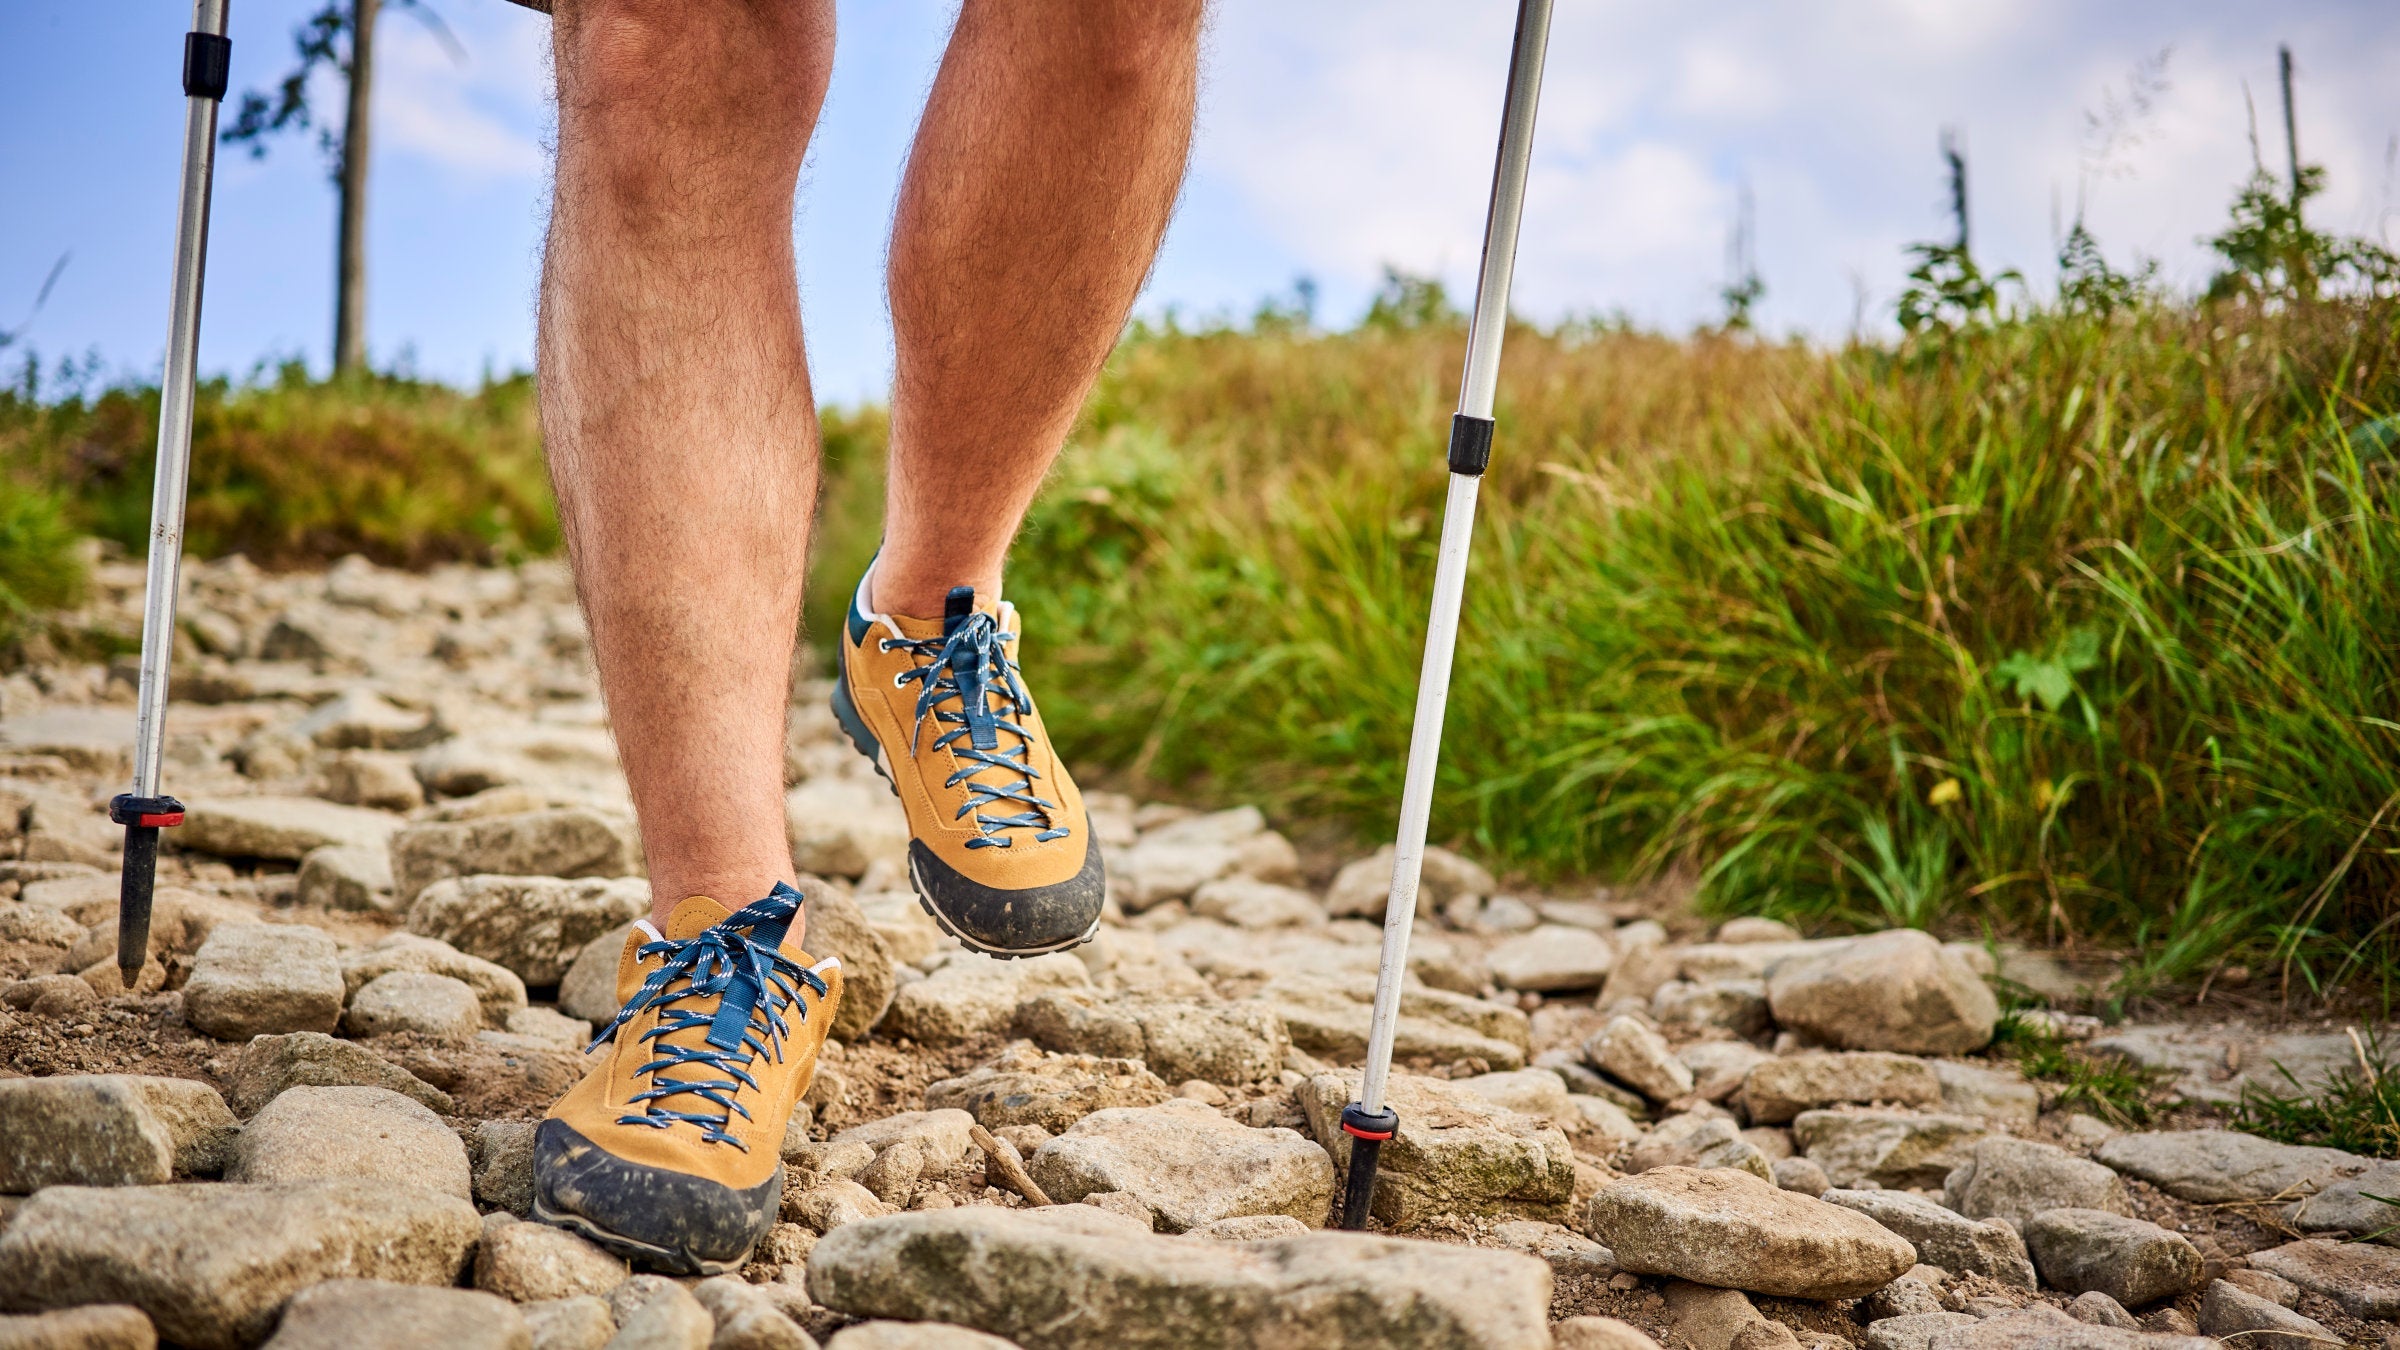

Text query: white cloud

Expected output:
[1195,0,2400,336]
[374,5,548,181]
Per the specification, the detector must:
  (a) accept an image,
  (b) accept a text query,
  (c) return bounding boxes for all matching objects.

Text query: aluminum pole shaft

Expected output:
[132,0,229,800]
[1357,0,1552,1119]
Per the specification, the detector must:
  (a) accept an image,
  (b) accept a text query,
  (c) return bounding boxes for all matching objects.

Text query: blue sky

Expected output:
[3,1,2395,403]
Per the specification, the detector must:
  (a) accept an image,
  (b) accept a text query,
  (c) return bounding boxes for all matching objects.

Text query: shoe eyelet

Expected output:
[893,672,909,688]
[877,640,894,653]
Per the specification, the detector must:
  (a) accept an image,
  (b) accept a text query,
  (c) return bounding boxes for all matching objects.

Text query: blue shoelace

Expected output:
[882,607,1070,850]
[587,883,828,1149]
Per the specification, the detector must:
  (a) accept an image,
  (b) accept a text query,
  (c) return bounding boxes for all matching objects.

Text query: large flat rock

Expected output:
[2247,1238,2400,1318]
[2087,1026,2366,1105]
[1586,1165,1917,1299]
[805,1206,1554,1350]
[2094,1130,2368,1204]
[178,796,402,861]
[1298,1070,1576,1226]
[0,1181,479,1350]
[1028,1098,1334,1232]
[1246,972,1527,1071]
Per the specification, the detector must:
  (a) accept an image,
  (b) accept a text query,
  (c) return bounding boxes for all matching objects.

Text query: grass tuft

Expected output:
[1993,1011,2171,1127]
[2226,1031,2400,1159]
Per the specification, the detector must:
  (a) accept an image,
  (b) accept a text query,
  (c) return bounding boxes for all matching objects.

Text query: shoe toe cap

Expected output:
[910,837,1105,955]
[533,1119,780,1273]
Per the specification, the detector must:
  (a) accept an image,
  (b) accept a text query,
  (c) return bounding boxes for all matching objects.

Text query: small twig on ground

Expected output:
[970,1123,1051,1206]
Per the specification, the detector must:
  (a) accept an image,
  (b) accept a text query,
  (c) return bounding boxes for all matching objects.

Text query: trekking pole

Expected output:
[1335,0,1553,1231]
[112,0,233,988]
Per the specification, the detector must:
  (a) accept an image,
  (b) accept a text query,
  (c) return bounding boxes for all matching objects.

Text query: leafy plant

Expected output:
[1992,627,2102,714]
[2207,166,2400,303]
[2057,222,2157,318]
[1897,243,2021,336]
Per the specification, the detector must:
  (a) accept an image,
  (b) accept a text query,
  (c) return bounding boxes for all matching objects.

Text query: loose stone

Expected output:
[183,922,346,1040]
[226,1031,456,1117]
[1741,1053,1942,1125]
[475,1219,629,1302]
[1820,1188,2035,1288]
[0,1075,236,1191]
[1764,930,1997,1054]
[1583,1016,1693,1103]
[258,1279,528,1350]
[344,970,484,1040]
[227,1085,472,1200]
[1941,1137,2128,1227]
[1791,1110,1984,1189]
[2021,1208,2203,1309]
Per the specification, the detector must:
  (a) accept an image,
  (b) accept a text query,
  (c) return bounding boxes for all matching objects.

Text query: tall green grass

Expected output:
[813,300,2400,992]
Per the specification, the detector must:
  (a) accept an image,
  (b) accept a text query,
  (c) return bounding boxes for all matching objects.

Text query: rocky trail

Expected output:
[0,554,2393,1350]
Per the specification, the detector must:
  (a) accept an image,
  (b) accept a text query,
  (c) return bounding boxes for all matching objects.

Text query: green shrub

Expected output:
[0,362,554,568]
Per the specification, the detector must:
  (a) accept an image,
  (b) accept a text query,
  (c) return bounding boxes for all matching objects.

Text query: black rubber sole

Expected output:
[530,1119,781,1276]
[830,662,1098,961]
[532,1195,747,1277]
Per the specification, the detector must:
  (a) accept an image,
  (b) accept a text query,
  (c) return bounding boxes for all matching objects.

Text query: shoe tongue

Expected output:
[661,895,734,941]
[882,582,1000,630]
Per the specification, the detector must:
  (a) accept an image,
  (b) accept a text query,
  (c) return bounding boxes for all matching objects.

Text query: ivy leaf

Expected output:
[1994,626,2102,712]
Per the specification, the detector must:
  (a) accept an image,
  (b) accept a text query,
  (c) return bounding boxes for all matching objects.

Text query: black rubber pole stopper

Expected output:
[110,794,185,988]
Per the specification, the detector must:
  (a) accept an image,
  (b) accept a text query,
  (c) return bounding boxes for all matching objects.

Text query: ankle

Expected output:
[868,560,1002,619]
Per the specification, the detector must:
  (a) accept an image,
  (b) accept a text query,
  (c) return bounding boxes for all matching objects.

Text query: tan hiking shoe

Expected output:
[830,572,1104,956]
[533,885,841,1273]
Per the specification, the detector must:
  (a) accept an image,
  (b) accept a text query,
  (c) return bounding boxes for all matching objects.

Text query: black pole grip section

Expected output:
[1446,414,1495,476]
[184,32,232,101]
[1335,1102,1398,1229]
[116,825,161,986]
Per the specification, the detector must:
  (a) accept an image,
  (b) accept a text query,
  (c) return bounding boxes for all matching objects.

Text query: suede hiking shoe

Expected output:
[830,570,1104,957]
[533,884,841,1274]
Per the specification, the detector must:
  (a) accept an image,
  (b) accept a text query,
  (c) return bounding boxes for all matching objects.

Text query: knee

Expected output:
[1064,0,1206,89]
[560,0,831,142]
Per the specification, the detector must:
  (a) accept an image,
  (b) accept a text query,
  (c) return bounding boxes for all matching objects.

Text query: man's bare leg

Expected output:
[540,0,833,930]
[875,0,1204,616]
